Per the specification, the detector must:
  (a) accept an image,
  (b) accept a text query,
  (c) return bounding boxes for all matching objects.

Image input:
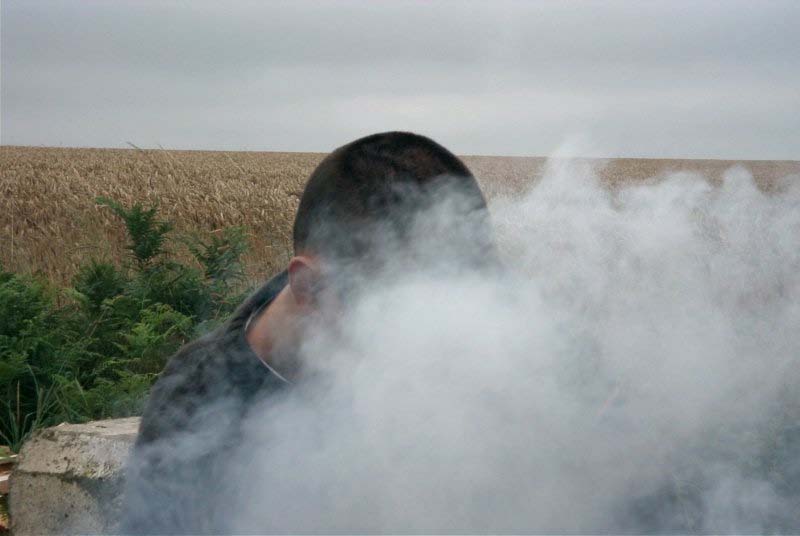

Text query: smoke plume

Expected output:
[190,158,800,532]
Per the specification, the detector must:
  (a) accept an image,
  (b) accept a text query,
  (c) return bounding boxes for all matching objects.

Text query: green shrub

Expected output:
[73,260,128,314]
[115,303,192,374]
[0,197,251,451]
[0,271,79,451]
[96,196,173,268]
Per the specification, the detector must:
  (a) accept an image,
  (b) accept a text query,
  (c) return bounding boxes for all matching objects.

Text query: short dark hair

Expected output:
[293,131,495,267]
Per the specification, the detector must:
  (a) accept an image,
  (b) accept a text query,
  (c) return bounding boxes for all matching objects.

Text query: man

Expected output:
[122,131,496,534]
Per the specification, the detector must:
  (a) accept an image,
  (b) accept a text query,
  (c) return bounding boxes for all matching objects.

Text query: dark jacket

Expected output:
[122,271,289,534]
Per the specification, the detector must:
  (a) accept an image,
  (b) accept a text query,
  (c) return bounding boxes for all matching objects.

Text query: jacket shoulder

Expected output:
[135,332,228,445]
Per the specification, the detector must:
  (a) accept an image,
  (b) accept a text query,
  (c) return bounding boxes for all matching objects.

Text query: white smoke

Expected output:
[222,158,800,533]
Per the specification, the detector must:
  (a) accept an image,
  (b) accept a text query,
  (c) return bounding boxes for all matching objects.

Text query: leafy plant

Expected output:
[114,303,192,374]
[0,197,252,451]
[73,260,127,314]
[96,196,173,268]
[188,226,248,293]
[0,370,58,453]
[186,226,249,315]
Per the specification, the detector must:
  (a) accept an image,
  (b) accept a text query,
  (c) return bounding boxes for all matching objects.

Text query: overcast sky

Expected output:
[2,0,799,159]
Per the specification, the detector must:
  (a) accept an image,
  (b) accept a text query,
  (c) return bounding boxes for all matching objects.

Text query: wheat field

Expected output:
[1,145,798,285]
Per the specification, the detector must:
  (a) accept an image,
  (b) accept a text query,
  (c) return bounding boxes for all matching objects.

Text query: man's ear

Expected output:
[287,255,321,307]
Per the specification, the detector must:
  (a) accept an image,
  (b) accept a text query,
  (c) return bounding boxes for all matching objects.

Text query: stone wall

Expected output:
[10,418,140,535]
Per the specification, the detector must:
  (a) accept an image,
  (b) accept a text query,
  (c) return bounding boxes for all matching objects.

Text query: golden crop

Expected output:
[0,147,318,285]
[1,146,796,285]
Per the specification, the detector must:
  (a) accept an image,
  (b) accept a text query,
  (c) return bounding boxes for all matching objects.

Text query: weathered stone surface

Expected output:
[10,417,140,535]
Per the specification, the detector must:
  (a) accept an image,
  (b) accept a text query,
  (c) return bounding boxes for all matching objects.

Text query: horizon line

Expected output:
[2,144,799,164]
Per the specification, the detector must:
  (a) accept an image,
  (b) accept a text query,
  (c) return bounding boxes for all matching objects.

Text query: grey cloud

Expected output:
[2,0,799,158]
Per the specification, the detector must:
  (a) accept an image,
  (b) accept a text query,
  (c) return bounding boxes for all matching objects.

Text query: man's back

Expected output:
[122,271,289,534]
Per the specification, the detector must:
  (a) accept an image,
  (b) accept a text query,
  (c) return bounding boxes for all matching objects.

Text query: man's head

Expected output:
[288,131,495,306]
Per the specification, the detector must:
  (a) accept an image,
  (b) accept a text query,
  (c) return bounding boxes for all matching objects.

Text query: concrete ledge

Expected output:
[10,417,140,535]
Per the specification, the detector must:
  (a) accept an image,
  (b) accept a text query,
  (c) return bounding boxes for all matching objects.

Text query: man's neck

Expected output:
[245,285,301,380]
